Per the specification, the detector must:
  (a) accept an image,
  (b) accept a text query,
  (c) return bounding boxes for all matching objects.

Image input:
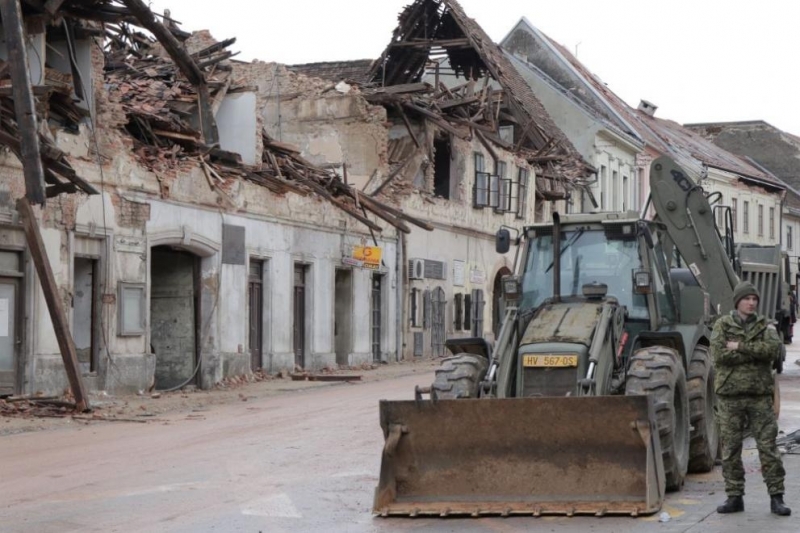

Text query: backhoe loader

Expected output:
[374,156,757,517]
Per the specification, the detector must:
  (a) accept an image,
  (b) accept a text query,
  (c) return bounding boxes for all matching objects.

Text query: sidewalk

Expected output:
[0,357,440,436]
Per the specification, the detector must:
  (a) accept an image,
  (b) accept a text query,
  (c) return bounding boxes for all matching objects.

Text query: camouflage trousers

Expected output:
[716,395,786,496]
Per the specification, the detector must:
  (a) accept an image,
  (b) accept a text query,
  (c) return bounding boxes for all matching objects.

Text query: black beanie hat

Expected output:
[733,281,760,308]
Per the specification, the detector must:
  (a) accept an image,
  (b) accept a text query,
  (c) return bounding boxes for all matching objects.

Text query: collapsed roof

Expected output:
[2,1,423,233]
[364,0,593,199]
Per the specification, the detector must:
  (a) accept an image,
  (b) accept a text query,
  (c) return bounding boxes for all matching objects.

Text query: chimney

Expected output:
[638,100,657,117]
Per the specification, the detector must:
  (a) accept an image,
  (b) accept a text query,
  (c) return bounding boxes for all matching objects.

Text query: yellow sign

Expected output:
[352,246,382,270]
[523,355,578,367]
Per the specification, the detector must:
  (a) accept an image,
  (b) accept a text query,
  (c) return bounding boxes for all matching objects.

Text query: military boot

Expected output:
[717,495,744,513]
[771,494,791,516]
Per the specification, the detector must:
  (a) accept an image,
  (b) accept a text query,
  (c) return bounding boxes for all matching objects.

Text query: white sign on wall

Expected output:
[453,260,465,286]
[470,268,485,285]
[0,298,8,337]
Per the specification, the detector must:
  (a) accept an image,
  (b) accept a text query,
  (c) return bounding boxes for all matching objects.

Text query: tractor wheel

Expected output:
[431,354,489,399]
[625,346,690,491]
[687,346,719,473]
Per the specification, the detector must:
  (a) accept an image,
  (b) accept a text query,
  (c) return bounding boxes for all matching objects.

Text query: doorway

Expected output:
[73,257,100,373]
[371,273,383,362]
[0,275,20,395]
[335,269,353,366]
[150,247,199,390]
[248,259,264,371]
[431,286,446,357]
[293,264,308,369]
[492,267,512,338]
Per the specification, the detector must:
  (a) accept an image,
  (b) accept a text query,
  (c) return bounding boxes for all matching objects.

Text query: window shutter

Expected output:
[423,289,432,329]
[454,293,463,330]
[473,171,489,207]
[489,175,500,208]
[464,293,472,331]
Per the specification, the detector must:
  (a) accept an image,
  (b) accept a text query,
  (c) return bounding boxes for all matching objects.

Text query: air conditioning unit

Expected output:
[409,258,425,280]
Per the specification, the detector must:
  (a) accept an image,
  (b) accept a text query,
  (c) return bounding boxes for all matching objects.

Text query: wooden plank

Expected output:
[17,198,90,412]
[371,147,420,197]
[1,0,46,205]
[403,102,467,140]
[393,103,420,148]
[121,0,219,145]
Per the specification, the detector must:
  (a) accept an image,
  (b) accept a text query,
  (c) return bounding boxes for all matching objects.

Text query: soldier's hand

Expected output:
[726,341,740,351]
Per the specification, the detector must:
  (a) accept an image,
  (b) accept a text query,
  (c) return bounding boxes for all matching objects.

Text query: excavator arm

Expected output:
[648,156,739,315]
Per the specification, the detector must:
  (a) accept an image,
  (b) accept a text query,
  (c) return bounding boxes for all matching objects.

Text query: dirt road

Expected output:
[2,352,800,532]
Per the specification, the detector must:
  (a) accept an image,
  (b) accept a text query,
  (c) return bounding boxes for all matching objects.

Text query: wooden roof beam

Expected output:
[121,0,219,145]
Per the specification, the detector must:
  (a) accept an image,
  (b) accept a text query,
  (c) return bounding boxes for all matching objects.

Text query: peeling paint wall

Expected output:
[0,45,399,396]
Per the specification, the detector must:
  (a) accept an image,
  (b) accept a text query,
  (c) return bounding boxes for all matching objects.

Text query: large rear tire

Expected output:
[625,346,690,491]
[431,354,489,399]
[687,345,719,473]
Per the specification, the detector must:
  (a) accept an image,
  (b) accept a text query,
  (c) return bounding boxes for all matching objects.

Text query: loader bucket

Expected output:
[374,396,665,517]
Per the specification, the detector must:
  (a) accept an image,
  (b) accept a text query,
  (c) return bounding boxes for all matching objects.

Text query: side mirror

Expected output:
[496,228,511,254]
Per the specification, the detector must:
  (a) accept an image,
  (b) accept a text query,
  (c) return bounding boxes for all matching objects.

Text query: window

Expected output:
[464,293,472,330]
[495,161,511,212]
[473,152,489,208]
[743,201,750,234]
[758,204,764,236]
[489,174,500,208]
[454,293,463,330]
[622,175,629,211]
[516,168,529,219]
[732,198,738,232]
[770,207,775,239]
[118,282,145,336]
[788,226,794,251]
[433,135,451,199]
[599,165,607,210]
[612,170,619,210]
[410,288,420,327]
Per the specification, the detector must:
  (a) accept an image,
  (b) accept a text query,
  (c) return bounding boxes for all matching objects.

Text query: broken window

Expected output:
[216,92,258,165]
[433,135,452,199]
[516,168,529,219]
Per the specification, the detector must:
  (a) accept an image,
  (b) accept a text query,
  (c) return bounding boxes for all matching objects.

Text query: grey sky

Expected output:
[149,1,800,134]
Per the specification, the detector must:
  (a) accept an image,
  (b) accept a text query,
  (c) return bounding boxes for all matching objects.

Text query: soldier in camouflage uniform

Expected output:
[710,280,791,516]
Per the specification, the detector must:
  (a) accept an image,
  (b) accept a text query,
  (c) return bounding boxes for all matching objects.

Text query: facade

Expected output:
[286,0,590,356]
[0,22,400,396]
[686,121,800,282]
[501,18,646,217]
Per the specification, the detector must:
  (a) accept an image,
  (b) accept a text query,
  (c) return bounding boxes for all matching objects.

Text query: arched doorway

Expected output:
[492,267,512,338]
[150,246,201,390]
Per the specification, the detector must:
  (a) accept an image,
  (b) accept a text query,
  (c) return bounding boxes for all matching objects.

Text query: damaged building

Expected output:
[288,0,591,356]
[0,1,408,396]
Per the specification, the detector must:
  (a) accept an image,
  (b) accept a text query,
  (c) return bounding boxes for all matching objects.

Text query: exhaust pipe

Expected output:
[553,212,561,302]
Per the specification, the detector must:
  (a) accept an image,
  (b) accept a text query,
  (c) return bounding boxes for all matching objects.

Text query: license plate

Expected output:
[523,355,578,367]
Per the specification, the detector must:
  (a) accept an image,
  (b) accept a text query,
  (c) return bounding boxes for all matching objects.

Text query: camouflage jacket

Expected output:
[710,311,779,397]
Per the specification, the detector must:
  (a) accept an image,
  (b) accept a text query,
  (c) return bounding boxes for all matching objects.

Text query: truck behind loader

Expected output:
[374,156,784,517]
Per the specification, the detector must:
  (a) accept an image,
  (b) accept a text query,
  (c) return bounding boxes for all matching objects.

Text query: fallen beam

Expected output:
[1,0,46,204]
[17,198,90,412]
